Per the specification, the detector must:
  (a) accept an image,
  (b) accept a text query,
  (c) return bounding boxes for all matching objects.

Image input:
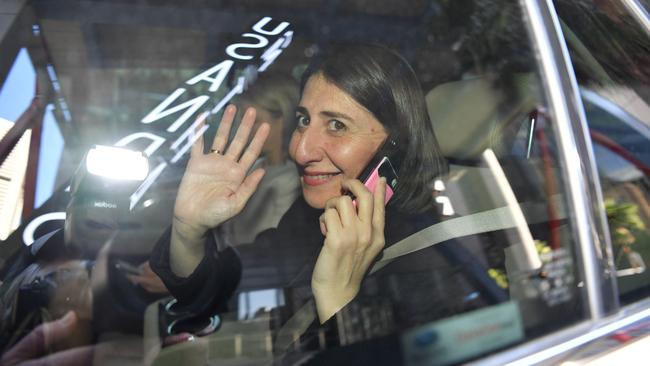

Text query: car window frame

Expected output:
[476,0,649,363]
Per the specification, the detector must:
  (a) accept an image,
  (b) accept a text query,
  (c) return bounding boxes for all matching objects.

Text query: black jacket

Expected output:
[150,196,506,356]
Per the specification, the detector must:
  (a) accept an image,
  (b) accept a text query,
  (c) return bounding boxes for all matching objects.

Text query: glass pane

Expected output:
[641,0,650,10]
[0,48,37,240]
[554,0,650,305]
[0,1,594,365]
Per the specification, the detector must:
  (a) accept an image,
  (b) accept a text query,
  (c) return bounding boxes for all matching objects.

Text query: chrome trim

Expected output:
[620,0,650,38]
[471,298,650,366]
[526,114,536,159]
[519,0,613,319]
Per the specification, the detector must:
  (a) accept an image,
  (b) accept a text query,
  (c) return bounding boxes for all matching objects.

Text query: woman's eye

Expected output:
[328,120,346,132]
[295,114,309,127]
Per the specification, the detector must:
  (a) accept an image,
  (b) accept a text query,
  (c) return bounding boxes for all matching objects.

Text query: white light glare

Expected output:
[433,179,445,191]
[86,145,149,181]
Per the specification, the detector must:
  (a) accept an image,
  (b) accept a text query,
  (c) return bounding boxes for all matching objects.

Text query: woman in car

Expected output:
[151,44,496,354]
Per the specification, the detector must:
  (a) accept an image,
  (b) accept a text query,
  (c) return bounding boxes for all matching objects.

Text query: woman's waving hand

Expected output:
[171,105,270,277]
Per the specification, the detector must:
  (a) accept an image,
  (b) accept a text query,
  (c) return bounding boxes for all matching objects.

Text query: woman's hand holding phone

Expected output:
[352,156,397,207]
[170,105,270,277]
[312,178,387,323]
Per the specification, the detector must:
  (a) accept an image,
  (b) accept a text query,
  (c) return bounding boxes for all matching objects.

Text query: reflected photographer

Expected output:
[0,146,151,360]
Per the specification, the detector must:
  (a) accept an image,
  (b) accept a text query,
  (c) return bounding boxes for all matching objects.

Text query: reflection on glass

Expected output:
[555,0,650,303]
[0,0,608,365]
[85,146,149,181]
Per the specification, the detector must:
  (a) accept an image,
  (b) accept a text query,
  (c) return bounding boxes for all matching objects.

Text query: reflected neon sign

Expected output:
[117,16,292,210]
[22,16,293,244]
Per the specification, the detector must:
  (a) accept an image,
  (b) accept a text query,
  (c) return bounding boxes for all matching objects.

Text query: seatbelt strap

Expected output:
[273,298,317,353]
[370,198,565,274]
[370,206,517,274]
[275,199,566,354]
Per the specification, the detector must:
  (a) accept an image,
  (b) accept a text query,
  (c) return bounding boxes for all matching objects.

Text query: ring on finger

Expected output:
[210,149,221,154]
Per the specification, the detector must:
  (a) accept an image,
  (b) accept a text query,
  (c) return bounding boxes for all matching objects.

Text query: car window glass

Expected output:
[0,1,605,365]
[554,0,650,305]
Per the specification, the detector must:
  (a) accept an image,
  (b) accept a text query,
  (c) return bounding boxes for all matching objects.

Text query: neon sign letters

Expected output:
[22,16,293,245]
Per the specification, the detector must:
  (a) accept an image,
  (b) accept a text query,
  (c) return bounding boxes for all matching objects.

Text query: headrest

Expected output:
[425,73,543,161]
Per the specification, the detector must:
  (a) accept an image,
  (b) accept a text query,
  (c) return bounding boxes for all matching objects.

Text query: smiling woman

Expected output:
[2,0,649,364]
[296,45,448,213]
[147,44,502,362]
[290,74,388,209]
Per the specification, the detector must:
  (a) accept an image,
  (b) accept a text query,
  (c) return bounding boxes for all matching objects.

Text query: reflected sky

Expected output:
[0,48,34,123]
[0,48,64,210]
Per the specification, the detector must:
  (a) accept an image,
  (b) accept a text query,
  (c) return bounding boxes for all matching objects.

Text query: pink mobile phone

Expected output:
[353,156,399,206]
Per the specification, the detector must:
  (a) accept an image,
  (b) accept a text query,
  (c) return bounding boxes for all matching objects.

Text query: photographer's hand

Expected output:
[312,178,387,322]
[127,261,169,294]
[1,311,94,366]
[171,105,270,277]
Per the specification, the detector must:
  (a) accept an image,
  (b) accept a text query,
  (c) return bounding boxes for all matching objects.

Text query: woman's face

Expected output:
[289,74,387,209]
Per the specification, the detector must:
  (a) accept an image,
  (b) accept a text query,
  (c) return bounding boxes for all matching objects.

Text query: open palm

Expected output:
[174,105,270,233]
